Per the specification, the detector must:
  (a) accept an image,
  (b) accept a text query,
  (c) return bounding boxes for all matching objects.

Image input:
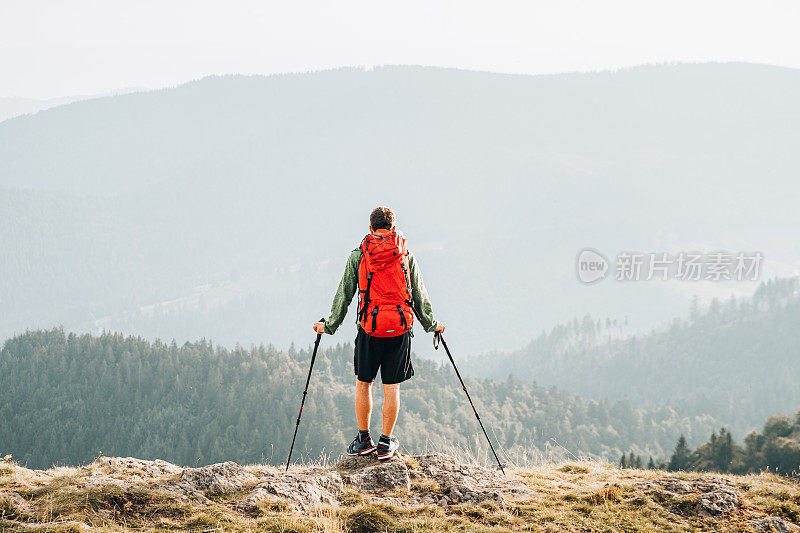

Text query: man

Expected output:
[313,206,444,460]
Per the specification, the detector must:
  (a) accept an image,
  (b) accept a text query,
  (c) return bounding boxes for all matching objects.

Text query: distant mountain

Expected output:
[1,64,799,351]
[0,88,145,123]
[464,277,800,439]
[0,96,79,122]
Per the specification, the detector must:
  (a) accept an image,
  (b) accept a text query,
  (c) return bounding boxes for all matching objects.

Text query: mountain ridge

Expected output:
[1,452,797,532]
[464,277,800,439]
[2,61,798,351]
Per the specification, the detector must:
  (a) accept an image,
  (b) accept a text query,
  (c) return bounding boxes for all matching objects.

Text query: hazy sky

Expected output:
[2,0,800,99]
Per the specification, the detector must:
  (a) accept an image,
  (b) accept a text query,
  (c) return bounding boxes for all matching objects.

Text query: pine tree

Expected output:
[690,295,700,322]
[715,428,734,472]
[647,456,656,469]
[620,454,627,468]
[669,435,691,471]
[628,451,637,469]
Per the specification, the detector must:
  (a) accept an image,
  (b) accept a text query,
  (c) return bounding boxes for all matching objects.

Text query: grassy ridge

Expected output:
[1,454,799,532]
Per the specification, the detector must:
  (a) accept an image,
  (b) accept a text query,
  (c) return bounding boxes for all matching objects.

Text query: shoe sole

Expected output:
[347,445,377,456]
[377,449,396,460]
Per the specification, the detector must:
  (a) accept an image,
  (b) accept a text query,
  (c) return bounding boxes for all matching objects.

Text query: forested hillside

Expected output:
[2,63,799,351]
[662,409,800,477]
[465,278,800,439]
[0,329,720,470]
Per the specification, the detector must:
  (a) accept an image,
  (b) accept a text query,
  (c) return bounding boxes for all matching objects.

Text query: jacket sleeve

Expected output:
[323,249,361,335]
[408,251,439,333]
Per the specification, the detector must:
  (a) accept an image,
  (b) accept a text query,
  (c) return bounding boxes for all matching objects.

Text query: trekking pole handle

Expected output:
[304,318,325,392]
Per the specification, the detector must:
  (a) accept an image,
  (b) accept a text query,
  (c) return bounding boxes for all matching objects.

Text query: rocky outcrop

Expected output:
[272,452,532,509]
[2,453,529,514]
[634,475,742,517]
[411,452,533,506]
[748,516,799,532]
[343,460,411,492]
[237,468,343,512]
[93,456,182,477]
[231,453,529,511]
[3,454,800,531]
[178,461,257,494]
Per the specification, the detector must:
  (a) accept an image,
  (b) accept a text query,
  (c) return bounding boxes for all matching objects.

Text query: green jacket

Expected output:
[323,247,439,335]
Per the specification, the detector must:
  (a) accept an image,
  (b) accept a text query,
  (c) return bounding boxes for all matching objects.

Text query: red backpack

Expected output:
[357,230,414,337]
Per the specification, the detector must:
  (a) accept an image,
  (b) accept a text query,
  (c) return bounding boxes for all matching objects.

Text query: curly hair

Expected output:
[369,206,396,231]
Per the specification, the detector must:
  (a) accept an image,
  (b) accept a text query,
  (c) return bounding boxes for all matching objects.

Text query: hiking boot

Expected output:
[347,434,377,456]
[376,435,399,460]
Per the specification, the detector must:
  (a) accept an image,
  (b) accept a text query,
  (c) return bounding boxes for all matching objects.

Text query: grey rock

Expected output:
[486,491,504,504]
[179,461,257,495]
[696,490,739,517]
[345,460,411,492]
[748,516,799,532]
[634,475,742,518]
[82,456,198,502]
[153,481,212,504]
[236,490,288,515]
[94,456,182,476]
[412,453,527,505]
[83,477,133,490]
[336,454,382,471]
[237,468,343,511]
[634,478,694,496]
[158,461,256,501]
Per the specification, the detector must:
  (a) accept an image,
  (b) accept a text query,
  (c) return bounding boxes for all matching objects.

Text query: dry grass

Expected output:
[410,479,449,495]
[1,457,799,532]
[342,503,396,532]
[336,489,365,507]
[508,461,800,532]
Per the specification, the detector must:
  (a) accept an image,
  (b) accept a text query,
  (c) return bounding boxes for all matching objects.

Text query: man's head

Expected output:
[369,206,396,232]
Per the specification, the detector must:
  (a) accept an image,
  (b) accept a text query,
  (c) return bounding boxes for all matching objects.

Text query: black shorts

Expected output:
[354,327,414,384]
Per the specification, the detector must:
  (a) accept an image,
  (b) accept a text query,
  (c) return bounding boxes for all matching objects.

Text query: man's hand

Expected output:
[435,323,445,333]
[313,321,327,335]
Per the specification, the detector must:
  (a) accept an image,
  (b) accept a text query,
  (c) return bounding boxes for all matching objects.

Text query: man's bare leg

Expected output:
[355,380,373,432]
[382,383,400,436]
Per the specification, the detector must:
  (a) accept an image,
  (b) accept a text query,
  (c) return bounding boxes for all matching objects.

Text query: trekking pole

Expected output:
[285,318,324,471]
[434,331,506,474]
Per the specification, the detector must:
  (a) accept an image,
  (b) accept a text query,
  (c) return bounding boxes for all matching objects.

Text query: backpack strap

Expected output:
[400,259,413,307]
[359,272,373,325]
[396,305,407,330]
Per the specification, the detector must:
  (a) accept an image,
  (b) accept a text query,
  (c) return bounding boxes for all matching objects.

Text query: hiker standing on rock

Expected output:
[312,206,444,460]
